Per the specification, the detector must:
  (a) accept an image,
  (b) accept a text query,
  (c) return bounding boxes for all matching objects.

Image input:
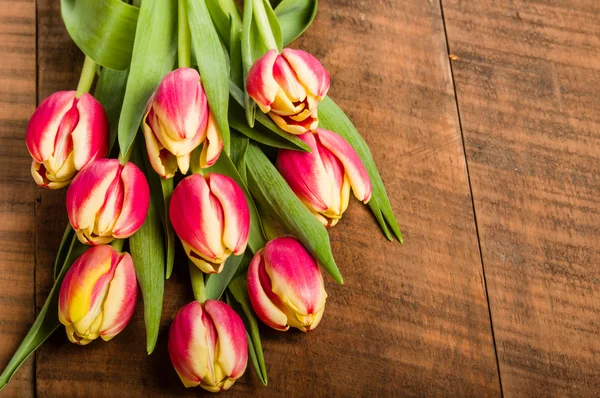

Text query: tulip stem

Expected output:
[111,239,125,252]
[178,0,192,68]
[189,261,206,303]
[253,0,279,51]
[75,56,97,98]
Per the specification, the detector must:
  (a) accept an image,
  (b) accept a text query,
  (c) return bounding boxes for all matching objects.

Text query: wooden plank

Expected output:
[34,0,500,396]
[0,1,37,397]
[441,0,600,396]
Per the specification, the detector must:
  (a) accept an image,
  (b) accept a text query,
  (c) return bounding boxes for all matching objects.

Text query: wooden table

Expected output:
[1,0,599,396]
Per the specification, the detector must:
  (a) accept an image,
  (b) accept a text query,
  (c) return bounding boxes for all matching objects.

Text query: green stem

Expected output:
[111,239,125,252]
[178,0,192,68]
[75,56,97,98]
[118,145,133,165]
[252,0,278,51]
[189,261,206,303]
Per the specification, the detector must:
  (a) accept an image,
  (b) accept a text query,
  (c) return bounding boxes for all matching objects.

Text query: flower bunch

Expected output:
[0,0,402,393]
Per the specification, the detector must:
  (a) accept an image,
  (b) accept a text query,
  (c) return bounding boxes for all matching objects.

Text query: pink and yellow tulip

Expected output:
[276,128,372,226]
[246,48,330,135]
[168,300,248,391]
[26,91,109,189]
[170,173,249,274]
[142,67,223,178]
[66,158,150,245]
[247,237,327,332]
[58,245,137,345]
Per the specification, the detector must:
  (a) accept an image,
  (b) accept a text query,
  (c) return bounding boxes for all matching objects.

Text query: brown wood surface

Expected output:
[0,0,598,396]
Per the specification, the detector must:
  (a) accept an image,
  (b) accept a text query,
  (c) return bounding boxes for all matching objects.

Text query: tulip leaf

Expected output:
[205,0,242,46]
[229,81,310,152]
[241,0,259,126]
[205,250,250,301]
[61,0,139,71]
[246,143,342,283]
[254,0,283,52]
[129,143,166,354]
[117,0,177,158]
[94,68,129,153]
[227,277,268,386]
[319,97,403,243]
[160,179,176,279]
[274,0,318,45]
[206,152,267,254]
[0,235,87,391]
[187,0,231,154]
[53,224,74,280]
[229,15,244,89]
[230,131,249,184]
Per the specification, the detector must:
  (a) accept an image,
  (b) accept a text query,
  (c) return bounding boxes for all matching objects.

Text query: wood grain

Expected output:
[28,0,503,397]
[442,0,600,396]
[0,1,37,396]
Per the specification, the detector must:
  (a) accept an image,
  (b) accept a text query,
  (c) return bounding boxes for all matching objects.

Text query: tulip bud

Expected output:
[142,68,223,178]
[276,128,372,226]
[58,245,137,345]
[170,173,249,274]
[246,48,330,135]
[66,158,150,245]
[247,237,327,332]
[168,300,248,391]
[26,91,109,189]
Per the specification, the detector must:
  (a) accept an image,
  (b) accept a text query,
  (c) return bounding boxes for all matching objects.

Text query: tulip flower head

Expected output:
[66,158,150,245]
[247,237,327,332]
[142,68,223,178]
[168,300,248,391]
[26,91,109,189]
[246,48,330,135]
[170,173,250,274]
[277,128,372,226]
[58,245,137,345]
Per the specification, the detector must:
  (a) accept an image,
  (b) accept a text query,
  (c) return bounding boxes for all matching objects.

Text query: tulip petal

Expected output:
[142,110,178,178]
[204,300,248,380]
[168,301,209,388]
[71,93,109,170]
[100,252,137,341]
[246,49,280,113]
[262,237,327,317]
[272,55,307,103]
[315,128,372,203]
[112,162,150,239]
[282,48,330,99]
[269,112,317,134]
[199,112,223,168]
[208,174,249,255]
[247,251,289,331]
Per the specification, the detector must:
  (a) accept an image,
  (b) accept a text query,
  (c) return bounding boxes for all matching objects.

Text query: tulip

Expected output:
[142,68,223,178]
[168,300,248,391]
[66,158,150,245]
[58,245,137,345]
[170,173,249,274]
[246,48,330,135]
[26,91,109,189]
[276,128,372,226]
[247,237,327,332]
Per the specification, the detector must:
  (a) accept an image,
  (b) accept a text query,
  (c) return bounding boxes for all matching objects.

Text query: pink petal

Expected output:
[204,300,248,379]
[199,111,223,168]
[142,114,178,178]
[272,56,306,103]
[111,162,150,239]
[282,48,330,99]
[315,128,372,203]
[71,93,109,170]
[208,174,249,255]
[246,49,280,113]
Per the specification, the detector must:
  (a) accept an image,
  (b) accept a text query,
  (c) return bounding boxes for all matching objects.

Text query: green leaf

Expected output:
[117,0,177,157]
[246,143,342,283]
[160,179,176,279]
[187,0,231,154]
[254,0,283,52]
[229,16,244,88]
[229,82,311,152]
[61,0,139,70]
[230,131,249,184]
[207,152,267,253]
[0,234,87,391]
[205,250,250,301]
[319,97,403,242]
[241,0,259,127]
[53,224,74,280]
[227,277,268,385]
[274,0,318,45]
[205,0,242,45]
[94,68,129,152]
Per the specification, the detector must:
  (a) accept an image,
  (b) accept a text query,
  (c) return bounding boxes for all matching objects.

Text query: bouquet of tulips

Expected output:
[0,0,402,392]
